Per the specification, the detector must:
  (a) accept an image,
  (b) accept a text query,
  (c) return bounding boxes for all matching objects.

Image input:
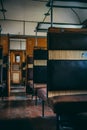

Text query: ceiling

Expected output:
[0,0,87,36]
[0,0,49,23]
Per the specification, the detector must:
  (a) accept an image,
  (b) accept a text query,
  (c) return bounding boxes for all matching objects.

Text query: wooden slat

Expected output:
[28,64,33,68]
[49,50,87,60]
[48,27,87,33]
[34,60,47,66]
[48,90,87,98]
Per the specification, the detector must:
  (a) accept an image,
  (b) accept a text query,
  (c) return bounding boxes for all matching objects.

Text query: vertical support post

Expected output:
[23,21,25,35]
[35,30,38,46]
[8,35,11,97]
[0,25,3,84]
[35,88,38,105]
[42,100,45,117]
[50,0,53,27]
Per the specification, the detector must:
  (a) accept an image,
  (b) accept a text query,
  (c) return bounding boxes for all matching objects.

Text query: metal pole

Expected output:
[50,0,53,27]
[23,21,25,35]
[35,30,38,46]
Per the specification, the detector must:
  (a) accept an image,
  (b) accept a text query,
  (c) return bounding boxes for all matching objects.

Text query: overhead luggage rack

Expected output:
[47,0,87,9]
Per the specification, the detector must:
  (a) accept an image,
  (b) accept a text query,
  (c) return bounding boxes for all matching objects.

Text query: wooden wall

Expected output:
[0,35,47,96]
[0,35,9,96]
[0,35,9,55]
[1,36,47,57]
[26,37,47,56]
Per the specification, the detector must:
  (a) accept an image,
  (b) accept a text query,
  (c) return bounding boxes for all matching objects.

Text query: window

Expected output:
[15,55,20,63]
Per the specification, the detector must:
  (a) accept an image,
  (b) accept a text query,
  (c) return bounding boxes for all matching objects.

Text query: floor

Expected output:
[0,84,55,119]
[0,96,55,119]
[0,86,87,130]
[0,91,56,130]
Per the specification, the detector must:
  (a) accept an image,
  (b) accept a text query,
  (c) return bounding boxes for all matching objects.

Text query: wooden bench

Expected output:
[48,94,87,130]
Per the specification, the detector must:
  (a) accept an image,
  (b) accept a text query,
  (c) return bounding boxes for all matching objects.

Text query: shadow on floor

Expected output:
[30,116,56,130]
[0,118,34,130]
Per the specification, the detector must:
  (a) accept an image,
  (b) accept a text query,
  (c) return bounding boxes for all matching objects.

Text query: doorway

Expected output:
[9,38,26,97]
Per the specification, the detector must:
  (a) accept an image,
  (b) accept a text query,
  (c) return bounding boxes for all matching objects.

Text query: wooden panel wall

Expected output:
[0,35,47,96]
[1,36,9,55]
[0,35,9,96]
[49,51,87,60]
[26,37,47,56]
